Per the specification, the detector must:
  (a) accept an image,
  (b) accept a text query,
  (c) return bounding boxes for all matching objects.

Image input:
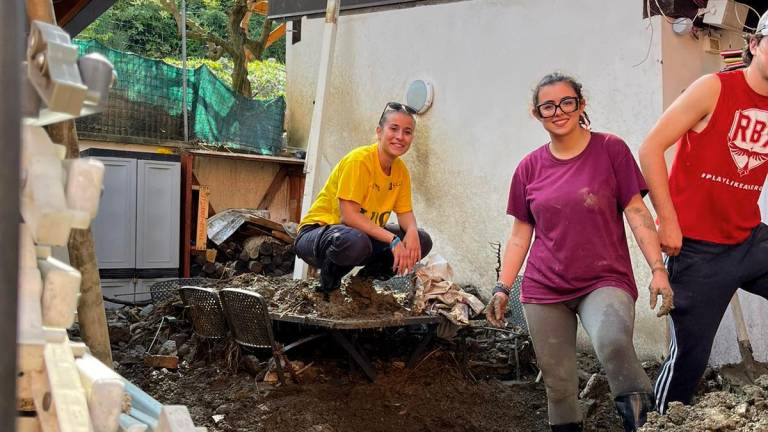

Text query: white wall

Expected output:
[287,0,671,359]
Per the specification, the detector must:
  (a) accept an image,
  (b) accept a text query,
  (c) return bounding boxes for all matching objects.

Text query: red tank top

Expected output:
[669,70,768,244]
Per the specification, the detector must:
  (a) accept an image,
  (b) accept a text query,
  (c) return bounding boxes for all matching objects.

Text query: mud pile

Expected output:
[641,375,768,431]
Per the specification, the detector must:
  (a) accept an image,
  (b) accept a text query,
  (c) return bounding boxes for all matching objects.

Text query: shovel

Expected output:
[720,293,768,384]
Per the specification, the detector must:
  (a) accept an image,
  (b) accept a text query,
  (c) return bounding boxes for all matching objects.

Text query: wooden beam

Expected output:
[265,22,286,49]
[194,186,209,251]
[288,170,305,223]
[181,153,194,277]
[258,166,289,210]
[294,0,339,280]
[188,149,304,165]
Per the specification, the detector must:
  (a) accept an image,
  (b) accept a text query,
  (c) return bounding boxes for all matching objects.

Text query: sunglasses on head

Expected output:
[379,102,417,125]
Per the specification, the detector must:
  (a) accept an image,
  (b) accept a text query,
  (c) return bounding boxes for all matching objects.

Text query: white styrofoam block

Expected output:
[38,256,81,328]
[19,224,37,269]
[65,158,105,225]
[35,245,52,260]
[76,354,125,432]
[17,267,44,372]
[21,125,73,245]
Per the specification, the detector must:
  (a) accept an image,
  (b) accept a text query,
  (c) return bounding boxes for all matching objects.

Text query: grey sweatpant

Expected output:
[524,286,652,425]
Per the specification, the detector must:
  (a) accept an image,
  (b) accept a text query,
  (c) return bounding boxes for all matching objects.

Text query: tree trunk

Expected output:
[48,120,114,368]
[229,0,251,98]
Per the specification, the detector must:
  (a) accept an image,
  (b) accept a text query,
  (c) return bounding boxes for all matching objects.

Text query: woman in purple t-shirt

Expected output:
[485,72,674,432]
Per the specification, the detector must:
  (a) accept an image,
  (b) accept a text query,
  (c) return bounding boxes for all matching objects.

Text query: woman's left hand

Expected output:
[649,269,674,317]
[403,228,421,271]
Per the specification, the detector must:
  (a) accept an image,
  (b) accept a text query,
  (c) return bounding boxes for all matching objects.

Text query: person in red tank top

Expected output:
[639,11,768,414]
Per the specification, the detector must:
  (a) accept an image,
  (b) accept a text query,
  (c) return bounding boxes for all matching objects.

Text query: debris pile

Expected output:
[641,375,768,432]
[193,208,298,278]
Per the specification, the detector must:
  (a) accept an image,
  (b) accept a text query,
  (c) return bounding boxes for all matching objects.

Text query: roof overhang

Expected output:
[54,0,117,36]
[267,0,420,20]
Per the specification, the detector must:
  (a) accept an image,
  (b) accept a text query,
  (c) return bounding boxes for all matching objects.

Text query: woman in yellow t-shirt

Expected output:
[294,102,432,294]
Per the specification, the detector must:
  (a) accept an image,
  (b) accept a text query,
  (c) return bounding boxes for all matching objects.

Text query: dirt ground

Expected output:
[104,274,768,432]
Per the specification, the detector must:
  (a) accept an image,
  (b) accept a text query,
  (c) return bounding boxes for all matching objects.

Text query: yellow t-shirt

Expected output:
[300,143,413,229]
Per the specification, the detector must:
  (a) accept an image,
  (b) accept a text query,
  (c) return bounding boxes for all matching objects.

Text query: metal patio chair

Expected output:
[149,277,211,303]
[179,286,228,339]
[218,288,289,384]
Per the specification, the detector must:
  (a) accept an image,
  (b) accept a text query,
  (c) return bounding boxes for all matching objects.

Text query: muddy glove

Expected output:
[485,282,511,327]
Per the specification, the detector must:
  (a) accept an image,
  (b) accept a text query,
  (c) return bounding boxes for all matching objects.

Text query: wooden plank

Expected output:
[194,186,209,251]
[294,0,339,280]
[189,149,304,165]
[181,153,194,278]
[258,166,289,210]
[16,416,42,432]
[288,171,305,223]
[265,22,286,49]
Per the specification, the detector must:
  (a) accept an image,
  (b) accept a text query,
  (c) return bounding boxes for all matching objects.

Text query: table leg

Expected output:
[330,331,377,382]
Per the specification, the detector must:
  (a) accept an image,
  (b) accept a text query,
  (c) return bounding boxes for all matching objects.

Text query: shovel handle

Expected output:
[730,293,750,344]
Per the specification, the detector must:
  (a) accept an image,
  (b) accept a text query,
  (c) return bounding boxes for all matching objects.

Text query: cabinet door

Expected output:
[136,160,180,269]
[92,157,137,269]
[100,279,136,309]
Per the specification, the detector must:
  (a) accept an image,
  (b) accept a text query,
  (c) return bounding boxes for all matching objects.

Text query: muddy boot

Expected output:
[317,261,345,295]
[549,423,583,432]
[614,392,654,431]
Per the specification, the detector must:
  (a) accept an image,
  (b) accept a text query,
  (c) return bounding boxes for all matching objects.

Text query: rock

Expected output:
[139,304,155,317]
[735,402,749,417]
[579,373,609,400]
[665,402,689,425]
[177,343,191,358]
[108,321,131,344]
[158,340,177,356]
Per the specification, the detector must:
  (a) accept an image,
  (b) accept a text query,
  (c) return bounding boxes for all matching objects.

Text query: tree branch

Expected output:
[155,0,237,58]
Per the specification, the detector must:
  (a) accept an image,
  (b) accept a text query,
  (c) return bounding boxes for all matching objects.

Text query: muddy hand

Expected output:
[649,270,674,317]
[485,292,509,327]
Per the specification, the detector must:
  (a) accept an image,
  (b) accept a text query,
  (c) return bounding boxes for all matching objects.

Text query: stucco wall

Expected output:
[287,0,673,359]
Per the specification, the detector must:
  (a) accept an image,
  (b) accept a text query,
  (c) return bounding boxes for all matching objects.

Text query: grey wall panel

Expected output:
[92,157,137,269]
[136,160,180,269]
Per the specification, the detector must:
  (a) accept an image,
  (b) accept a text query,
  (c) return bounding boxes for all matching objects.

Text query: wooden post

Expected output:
[293,0,340,280]
[34,0,113,365]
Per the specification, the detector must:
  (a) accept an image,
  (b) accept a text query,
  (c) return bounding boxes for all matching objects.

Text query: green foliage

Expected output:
[163,57,285,99]
[79,0,286,62]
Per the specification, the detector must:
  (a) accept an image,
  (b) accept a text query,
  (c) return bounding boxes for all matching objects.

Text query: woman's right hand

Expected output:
[485,292,509,327]
[391,241,413,276]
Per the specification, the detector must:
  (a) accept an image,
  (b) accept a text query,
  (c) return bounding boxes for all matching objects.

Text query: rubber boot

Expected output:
[318,261,345,294]
[614,392,655,431]
[549,423,583,432]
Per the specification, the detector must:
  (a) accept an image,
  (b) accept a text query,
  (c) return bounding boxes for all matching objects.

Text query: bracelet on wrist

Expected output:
[389,236,402,250]
[492,281,511,296]
[651,266,667,275]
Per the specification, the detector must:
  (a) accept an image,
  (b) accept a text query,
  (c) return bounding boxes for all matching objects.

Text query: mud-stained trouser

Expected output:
[524,286,653,425]
[655,223,768,413]
[294,223,432,290]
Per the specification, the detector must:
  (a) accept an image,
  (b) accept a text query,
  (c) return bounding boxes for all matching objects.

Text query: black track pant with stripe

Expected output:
[655,223,768,413]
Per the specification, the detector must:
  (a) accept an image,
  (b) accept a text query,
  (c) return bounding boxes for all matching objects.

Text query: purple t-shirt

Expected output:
[507,132,648,304]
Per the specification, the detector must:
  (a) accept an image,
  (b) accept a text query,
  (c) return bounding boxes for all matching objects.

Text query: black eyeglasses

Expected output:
[379,102,417,125]
[536,96,580,118]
